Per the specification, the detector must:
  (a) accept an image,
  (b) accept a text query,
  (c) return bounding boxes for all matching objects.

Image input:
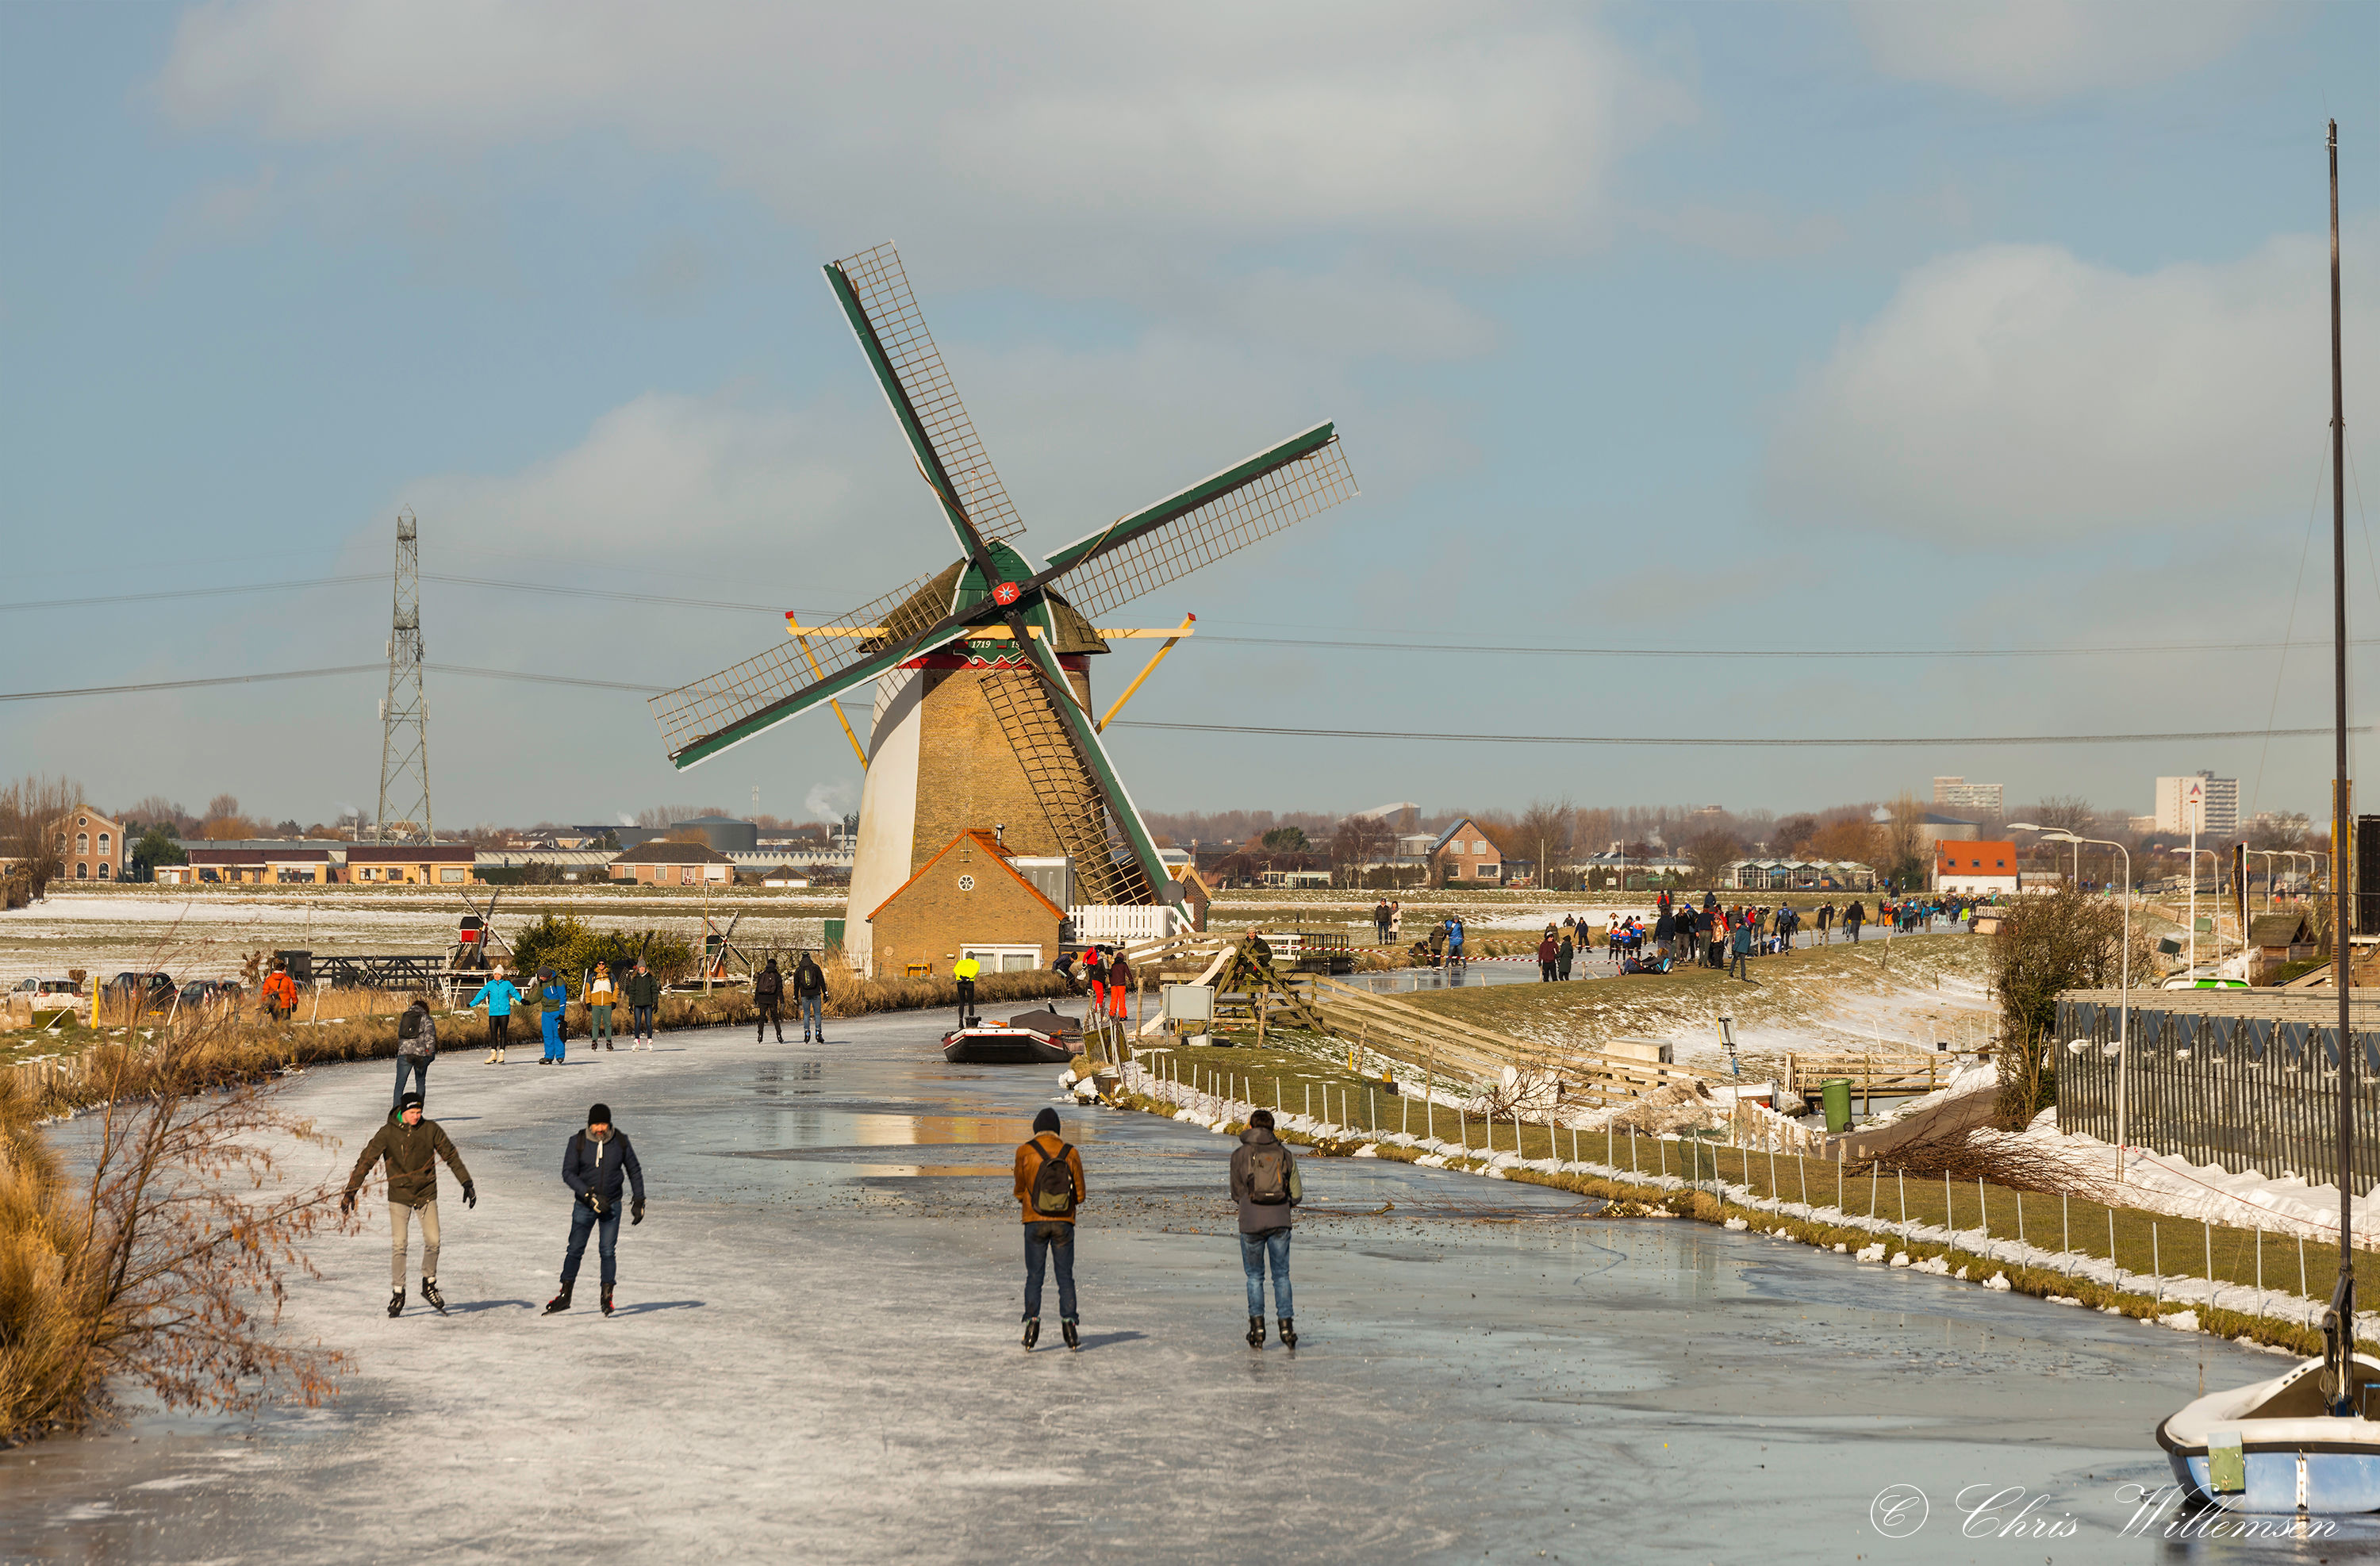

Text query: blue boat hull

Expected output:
[2167,1445,2380,1513]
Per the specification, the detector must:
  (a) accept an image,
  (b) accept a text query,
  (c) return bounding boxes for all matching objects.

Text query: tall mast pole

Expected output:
[2328,117,2357,1402]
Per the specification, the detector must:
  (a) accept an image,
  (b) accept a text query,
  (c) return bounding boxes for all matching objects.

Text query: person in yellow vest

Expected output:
[585,961,617,1052]
[952,954,981,1029]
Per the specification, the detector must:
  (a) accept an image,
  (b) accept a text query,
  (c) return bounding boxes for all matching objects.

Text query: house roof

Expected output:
[347,844,475,863]
[611,839,735,866]
[869,829,1065,924]
[1935,840,2018,865]
[2249,912,2315,946]
[187,846,332,864]
[1430,819,1488,854]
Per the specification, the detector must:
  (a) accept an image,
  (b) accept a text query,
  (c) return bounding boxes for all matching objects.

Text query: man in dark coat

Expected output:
[545,1102,647,1318]
[793,950,827,1042]
[1229,1108,1302,1348]
[754,957,785,1042]
[623,958,662,1050]
[343,1092,474,1317]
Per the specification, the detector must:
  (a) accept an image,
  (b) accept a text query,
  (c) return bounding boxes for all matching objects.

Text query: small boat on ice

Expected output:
[2159,1354,2380,1511]
[942,1010,1084,1065]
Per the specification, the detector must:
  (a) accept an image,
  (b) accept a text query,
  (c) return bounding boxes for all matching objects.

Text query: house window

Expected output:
[681,866,697,885]
[76,832,88,854]
[98,832,110,854]
[1479,863,1500,878]
[98,863,109,880]
[76,864,88,879]
[440,867,466,884]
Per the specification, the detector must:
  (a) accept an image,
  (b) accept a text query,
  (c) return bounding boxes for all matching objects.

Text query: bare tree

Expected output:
[1515,796,1576,887]
[2027,795,2095,835]
[1684,827,1742,886]
[0,773,83,898]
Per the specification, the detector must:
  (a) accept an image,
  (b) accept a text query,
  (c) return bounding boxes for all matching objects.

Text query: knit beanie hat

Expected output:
[589,1102,612,1127]
[400,1092,423,1111]
[1032,1107,1060,1135]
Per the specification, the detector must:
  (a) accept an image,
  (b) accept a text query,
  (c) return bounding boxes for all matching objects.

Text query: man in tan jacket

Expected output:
[1012,1106,1087,1350]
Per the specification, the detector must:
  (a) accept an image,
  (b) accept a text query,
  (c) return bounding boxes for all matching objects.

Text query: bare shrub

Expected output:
[2,1016,358,1442]
[1987,887,2153,1127]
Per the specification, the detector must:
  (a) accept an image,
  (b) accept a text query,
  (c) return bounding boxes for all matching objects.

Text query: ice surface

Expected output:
[0,1011,2294,1560]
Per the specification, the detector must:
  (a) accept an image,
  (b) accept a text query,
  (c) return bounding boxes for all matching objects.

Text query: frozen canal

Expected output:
[0,1011,2344,1560]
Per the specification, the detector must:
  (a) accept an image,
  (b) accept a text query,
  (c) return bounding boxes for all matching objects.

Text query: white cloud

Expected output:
[1765,228,2380,539]
[154,1,1689,267]
[1850,0,2267,102]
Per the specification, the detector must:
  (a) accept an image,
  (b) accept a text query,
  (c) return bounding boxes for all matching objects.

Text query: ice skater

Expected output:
[952,952,980,1029]
[1229,1107,1300,1348]
[624,958,661,1050]
[393,994,436,1108]
[586,961,617,1051]
[793,950,827,1042]
[1012,1107,1085,1350]
[545,1102,645,1318]
[342,1092,475,1317]
[536,967,568,1064]
[754,957,785,1042]
[470,965,522,1064]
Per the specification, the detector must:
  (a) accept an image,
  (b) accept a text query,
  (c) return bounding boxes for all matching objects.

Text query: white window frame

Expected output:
[961,943,1042,975]
[440,866,467,884]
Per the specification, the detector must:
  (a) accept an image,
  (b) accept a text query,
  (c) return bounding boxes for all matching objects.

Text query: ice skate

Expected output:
[1061,1318,1080,1352]
[543,1286,572,1315]
[601,1287,615,1317]
[1279,1318,1296,1349]
[1247,1315,1265,1348]
[387,1288,405,1318]
[1020,1317,1038,1349]
[421,1278,447,1315]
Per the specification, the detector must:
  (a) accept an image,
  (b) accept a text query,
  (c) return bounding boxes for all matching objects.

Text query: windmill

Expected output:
[649,244,1358,975]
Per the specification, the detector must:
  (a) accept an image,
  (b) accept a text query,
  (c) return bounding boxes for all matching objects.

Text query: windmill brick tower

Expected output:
[651,244,1357,974]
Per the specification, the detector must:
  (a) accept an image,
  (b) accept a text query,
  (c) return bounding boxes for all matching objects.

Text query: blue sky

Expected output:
[5,1,2378,831]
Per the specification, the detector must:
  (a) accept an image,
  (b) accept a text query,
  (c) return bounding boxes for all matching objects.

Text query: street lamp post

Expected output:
[2013,823,2133,1180]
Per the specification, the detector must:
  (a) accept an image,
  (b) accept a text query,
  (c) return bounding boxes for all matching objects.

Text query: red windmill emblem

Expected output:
[991,581,1022,606]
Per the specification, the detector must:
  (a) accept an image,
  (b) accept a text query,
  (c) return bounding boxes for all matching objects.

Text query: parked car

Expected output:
[100,972,177,1014]
[176,979,244,1010]
[9,977,86,1025]
[11,977,83,999]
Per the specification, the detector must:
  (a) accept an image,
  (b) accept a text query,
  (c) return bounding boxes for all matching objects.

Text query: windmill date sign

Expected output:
[651,243,1358,976]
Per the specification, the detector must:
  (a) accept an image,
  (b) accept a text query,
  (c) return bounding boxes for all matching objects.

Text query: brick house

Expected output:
[608,839,734,887]
[1430,819,1501,885]
[182,843,336,884]
[866,829,1065,980]
[344,844,478,885]
[57,805,125,881]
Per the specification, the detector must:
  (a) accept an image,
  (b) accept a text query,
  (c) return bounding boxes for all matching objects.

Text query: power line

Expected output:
[1108,720,2337,748]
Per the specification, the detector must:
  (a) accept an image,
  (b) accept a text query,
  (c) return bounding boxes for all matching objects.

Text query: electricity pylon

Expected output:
[375,509,434,843]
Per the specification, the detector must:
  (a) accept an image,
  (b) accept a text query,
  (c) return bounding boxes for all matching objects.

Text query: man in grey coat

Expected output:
[1227,1108,1303,1349]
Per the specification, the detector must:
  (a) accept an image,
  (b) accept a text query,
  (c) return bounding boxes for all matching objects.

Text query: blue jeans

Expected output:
[1240,1228,1292,1317]
[800,994,822,1036]
[1023,1222,1076,1321]
[393,1054,429,1107]
[632,1004,654,1039]
[542,1011,564,1061]
[562,1198,622,1290]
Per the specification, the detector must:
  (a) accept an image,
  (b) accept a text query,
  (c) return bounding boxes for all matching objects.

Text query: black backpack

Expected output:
[1028,1142,1077,1217]
[398,1008,423,1042]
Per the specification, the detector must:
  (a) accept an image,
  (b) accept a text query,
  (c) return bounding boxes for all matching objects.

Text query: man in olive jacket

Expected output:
[342,1092,475,1317]
[623,958,662,1050]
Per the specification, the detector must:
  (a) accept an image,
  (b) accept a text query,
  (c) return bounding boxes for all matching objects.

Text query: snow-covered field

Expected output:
[1,1010,2267,1560]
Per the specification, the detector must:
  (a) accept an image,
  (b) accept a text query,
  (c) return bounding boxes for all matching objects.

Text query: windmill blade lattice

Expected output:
[1046,429,1357,620]
[976,665,1153,908]
[834,243,1027,547]
[647,572,944,764]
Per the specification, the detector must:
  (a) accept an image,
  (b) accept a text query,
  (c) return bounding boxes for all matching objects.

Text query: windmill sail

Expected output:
[648,573,950,767]
[828,243,1027,550]
[976,663,1154,908]
[1042,422,1357,620]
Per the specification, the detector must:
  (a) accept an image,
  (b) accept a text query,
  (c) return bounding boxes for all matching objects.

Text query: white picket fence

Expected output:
[1069,904,1190,946]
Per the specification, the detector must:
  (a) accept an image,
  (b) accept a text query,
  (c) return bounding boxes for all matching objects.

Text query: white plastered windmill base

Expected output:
[844,670,925,977]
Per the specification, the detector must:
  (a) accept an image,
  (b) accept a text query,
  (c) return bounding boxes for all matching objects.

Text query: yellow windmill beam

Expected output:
[785,612,870,768]
[781,624,1185,639]
[1097,614,1196,732]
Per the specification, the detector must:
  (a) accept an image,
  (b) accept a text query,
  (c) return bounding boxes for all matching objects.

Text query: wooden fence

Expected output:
[2057,988,2380,1192]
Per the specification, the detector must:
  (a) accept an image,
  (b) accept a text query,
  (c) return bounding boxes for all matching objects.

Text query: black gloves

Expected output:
[631,1199,646,1226]
[339,1190,357,1216]
[588,1193,607,1216]
[462,1181,477,1209]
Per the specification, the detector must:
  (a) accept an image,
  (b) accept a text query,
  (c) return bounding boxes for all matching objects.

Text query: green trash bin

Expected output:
[1821,1078,1853,1134]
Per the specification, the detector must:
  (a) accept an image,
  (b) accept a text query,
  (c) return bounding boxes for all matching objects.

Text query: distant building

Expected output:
[609,840,735,886]
[169,839,341,885]
[1934,840,2021,896]
[345,845,477,885]
[2155,772,2240,837]
[1430,819,1502,884]
[1349,801,1421,833]
[56,805,125,881]
[1932,777,2004,813]
[1917,812,1982,845]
